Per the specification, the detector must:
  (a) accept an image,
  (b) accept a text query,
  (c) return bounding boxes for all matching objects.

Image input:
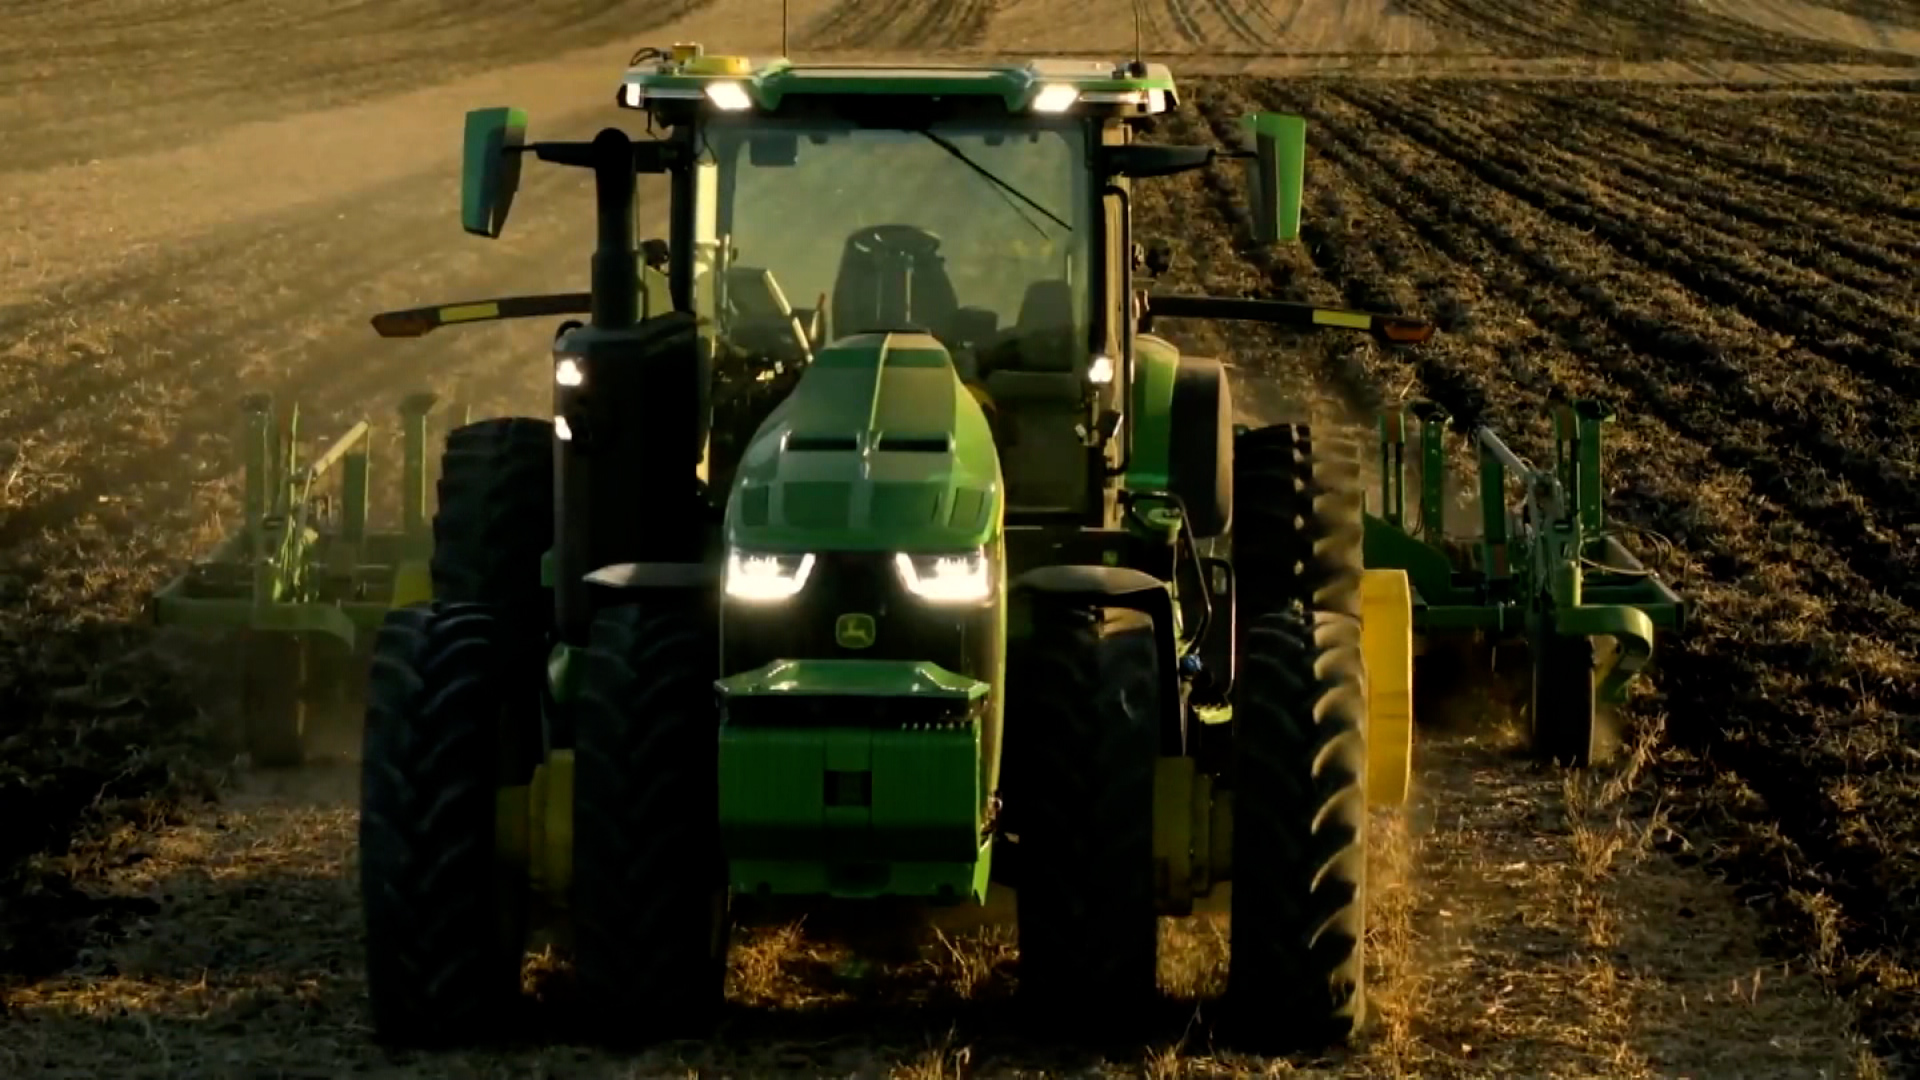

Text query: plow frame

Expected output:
[1361,396,1685,710]
[146,391,458,763]
[148,391,450,642]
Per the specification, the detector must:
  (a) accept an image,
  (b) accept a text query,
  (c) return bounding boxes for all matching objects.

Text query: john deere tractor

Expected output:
[352,45,1683,1053]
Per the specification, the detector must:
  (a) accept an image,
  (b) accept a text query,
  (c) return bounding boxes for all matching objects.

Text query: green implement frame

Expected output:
[1361,395,1685,764]
[147,391,454,765]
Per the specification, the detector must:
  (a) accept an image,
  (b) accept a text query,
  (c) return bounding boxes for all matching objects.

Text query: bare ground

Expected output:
[4,0,1918,1076]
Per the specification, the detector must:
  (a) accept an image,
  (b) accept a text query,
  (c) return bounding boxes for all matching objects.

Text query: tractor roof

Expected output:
[617,46,1177,118]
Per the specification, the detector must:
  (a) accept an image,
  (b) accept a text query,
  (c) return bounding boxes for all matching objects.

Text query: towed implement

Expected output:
[146,393,452,765]
[299,44,1687,1052]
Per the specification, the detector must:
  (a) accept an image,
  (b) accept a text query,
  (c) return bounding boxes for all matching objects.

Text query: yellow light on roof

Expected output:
[684,54,752,75]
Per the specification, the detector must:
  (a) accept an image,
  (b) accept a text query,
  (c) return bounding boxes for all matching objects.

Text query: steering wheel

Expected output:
[845,224,943,260]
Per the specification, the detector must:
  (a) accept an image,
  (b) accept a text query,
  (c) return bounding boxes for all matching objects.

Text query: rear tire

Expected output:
[571,598,729,1044]
[1004,603,1160,1035]
[429,418,554,623]
[1225,420,1370,1051]
[360,603,533,1046]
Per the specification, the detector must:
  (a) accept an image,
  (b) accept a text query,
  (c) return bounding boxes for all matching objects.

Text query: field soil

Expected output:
[3,0,1917,1076]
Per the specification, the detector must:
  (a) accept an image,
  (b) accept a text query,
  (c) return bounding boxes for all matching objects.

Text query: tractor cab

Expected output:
[615,49,1155,524]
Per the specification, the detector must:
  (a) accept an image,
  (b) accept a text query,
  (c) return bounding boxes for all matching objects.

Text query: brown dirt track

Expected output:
[4,0,1920,1076]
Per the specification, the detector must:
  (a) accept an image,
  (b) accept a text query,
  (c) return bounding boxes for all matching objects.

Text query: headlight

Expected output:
[1031,84,1080,113]
[725,549,815,602]
[1088,354,1114,384]
[555,356,585,387]
[704,81,753,111]
[894,549,991,603]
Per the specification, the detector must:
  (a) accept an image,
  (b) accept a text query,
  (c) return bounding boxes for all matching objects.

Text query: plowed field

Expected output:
[4,0,1919,1076]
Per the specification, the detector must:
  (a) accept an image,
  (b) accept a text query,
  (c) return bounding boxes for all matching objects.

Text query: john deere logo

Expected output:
[835,613,877,650]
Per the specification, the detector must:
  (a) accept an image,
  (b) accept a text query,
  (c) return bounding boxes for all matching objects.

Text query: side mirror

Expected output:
[461,107,528,238]
[1239,112,1306,244]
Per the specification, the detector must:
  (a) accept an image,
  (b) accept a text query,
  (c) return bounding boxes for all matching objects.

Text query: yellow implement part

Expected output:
[1360,568,1415,806]
[390,559,433,609]
[1152,756,1232,915]
[526,751,574,903]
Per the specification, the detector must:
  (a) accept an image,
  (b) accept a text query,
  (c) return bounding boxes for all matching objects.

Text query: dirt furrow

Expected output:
[1518,94,1920,284]
[1555,94,1920,229]
[1158,0,1207,46]
[2,0,710,172]
[1392,0,1917,61]
[1198,0,1273,46]
[1651,91,1920,204]
[1366,85,1920,404]
[799,0,998,50]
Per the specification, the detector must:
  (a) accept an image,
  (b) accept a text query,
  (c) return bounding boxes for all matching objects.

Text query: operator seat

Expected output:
[829,227,961,340]
[982,280,1091,516]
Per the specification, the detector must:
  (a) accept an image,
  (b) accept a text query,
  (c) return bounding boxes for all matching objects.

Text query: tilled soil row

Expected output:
[1182,77,1920,1063]
[798,0,997,50]
[2,0,711,172]
[1392,0,1920,63]
[1517,94,1919,288]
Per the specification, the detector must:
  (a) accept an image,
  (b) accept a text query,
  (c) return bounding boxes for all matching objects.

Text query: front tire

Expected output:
[1225,420,1370,1051]
[360,603,534,1046]
[1003,603,1160,1034]
[1226,612,1369,1050]
[571,598,729,1044]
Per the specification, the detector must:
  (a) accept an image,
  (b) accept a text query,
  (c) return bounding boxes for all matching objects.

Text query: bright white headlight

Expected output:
[1088,354,1115,384]
[555,357,585,387]
[894,549,991,603]
[704,81,753,111]
[554,415,573,442]
[1031,84,1080,113]
[725,549,815,601]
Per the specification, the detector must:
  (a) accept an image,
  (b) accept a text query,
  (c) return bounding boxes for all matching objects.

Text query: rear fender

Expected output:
[1013,565,1183,755]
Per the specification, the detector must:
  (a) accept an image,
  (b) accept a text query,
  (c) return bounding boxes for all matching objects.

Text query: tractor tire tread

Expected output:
[571,599,727,1043]
[1005,604,1159,1030]
[359,603,526,1046]
[1227,611,1368,1049]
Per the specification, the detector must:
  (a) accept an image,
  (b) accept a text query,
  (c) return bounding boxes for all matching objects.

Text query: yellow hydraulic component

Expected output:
[1152,756,1233,915]
[1360,568,1415,806]
[524,750,575,902]
[390,559,433,608]
[683,54,753,76]
[670,42,704,62]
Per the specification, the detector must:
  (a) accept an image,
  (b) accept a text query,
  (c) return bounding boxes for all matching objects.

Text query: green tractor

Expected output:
[352,45,1684,1052]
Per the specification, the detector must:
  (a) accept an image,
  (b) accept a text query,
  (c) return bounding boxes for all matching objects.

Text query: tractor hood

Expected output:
[725,332,1002,553]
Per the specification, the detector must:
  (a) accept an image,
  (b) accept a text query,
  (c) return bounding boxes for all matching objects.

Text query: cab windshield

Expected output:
[701,116,1093,373]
